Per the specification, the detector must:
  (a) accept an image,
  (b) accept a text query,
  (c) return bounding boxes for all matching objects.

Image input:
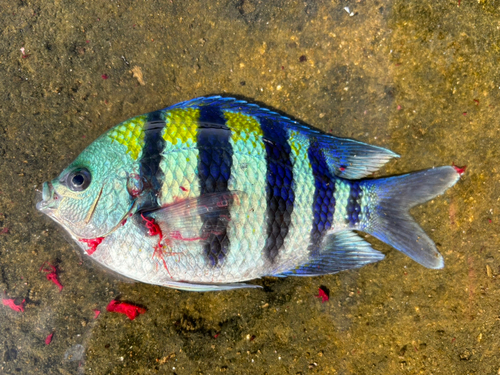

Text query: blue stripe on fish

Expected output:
[197,105,233,267]
[260,117,295,263]
[307,142,336,257]
[346,181,362,226]
[138,110,166,211]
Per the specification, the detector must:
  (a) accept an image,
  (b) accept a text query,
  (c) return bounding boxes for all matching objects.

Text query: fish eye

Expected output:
[67,168,92,191]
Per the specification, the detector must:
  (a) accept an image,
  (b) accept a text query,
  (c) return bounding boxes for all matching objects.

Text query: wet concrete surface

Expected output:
[0,0,499,374]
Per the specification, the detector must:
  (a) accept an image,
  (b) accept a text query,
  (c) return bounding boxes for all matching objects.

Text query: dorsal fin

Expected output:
[166,96,398,179]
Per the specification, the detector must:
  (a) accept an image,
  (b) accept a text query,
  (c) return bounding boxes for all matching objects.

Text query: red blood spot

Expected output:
[141,214,163,240]
[2,298,25,312]
[45,332,54,345]
[101,74,108,80]
[452,164,467,176]
[80,237,104,255]
[106,300,146,320]
[0,227,9,234]
[170,230,208,242]
[281,66,285,70]
[179,186,188,192]
[316,287,329,303]
[39,262,63,292]
[93,309,101,319]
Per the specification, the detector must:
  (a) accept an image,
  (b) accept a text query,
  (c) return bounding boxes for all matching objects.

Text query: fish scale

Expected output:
[37,96,461,291]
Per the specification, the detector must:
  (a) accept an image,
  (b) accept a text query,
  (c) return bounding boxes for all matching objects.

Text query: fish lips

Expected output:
[36,181,61,213]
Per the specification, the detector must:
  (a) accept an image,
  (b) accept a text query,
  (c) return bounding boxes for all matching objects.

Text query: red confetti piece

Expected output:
[40,262,63,292]
[452,164,467,176]
[106,300,146,320]
[101,74,108,80]
[2,298,25,312]
[316,287,329,303]
[45,332,54,345]
[80,237,104,255]
[93,309,101,319]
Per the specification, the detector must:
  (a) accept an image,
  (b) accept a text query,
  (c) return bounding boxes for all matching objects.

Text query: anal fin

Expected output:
[280,231,384,276]
[158,279,262,292]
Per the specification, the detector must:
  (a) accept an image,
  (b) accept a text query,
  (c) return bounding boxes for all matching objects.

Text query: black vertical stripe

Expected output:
[138,110,166,211]
[307,142,336,257]
[197,106,233,267]
[260,117,295,264]
[346,182,362,226]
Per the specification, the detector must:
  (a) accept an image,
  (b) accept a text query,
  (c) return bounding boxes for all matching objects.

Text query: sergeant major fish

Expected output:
[36,96,461,291]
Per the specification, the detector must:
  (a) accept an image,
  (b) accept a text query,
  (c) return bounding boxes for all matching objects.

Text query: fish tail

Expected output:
[361,166,461,269]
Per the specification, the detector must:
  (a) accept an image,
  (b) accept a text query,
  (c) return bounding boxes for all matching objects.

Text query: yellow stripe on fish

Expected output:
[107,115,147,160]
[159,108,201,205]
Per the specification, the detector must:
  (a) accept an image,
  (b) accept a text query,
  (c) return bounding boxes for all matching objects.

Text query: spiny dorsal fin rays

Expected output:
[164,96,399,180]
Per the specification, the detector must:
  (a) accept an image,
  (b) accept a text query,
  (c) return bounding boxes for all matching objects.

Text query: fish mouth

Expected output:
[36,182,61,213]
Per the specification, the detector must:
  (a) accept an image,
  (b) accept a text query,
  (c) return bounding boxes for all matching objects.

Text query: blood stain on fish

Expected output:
[80,237,104,255]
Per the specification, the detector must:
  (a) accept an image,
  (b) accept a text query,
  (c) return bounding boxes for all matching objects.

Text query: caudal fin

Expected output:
[362,166,461,269]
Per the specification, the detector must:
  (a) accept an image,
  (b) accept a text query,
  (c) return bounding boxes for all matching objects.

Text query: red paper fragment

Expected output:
[106,300,146,320]
[80,237,104,255]
[316,287,329,303]
[2,298,25,312]
[93,309,101,319]
[45,332,54,345]
[452,164,467,176]
[40,262,63,292]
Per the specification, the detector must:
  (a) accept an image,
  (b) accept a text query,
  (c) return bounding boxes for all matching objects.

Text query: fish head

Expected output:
[36,136,137,240]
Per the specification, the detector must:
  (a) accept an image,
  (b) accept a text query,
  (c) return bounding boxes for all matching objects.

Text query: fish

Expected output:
[36,96,461,291]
